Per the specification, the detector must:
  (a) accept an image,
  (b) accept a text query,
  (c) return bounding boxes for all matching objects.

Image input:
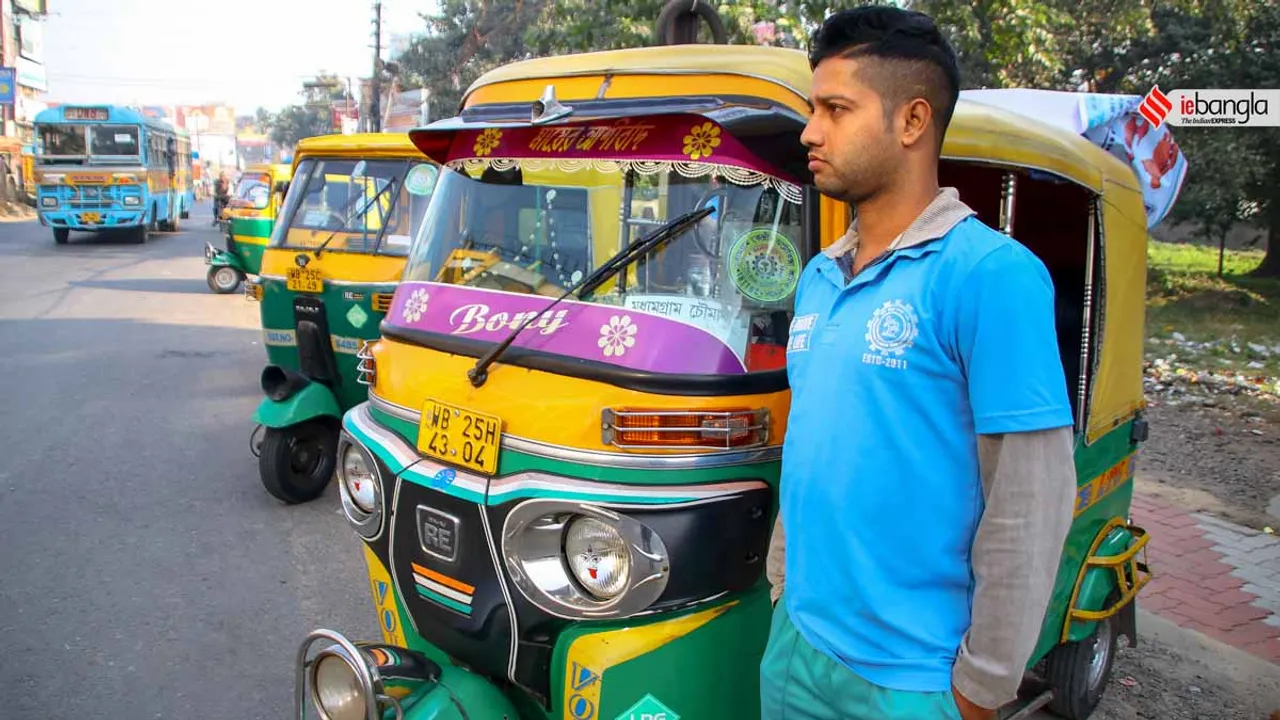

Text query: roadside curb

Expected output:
[1135,608,1280,683]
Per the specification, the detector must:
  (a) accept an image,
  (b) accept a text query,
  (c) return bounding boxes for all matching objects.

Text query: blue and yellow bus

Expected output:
[33,105,196,244]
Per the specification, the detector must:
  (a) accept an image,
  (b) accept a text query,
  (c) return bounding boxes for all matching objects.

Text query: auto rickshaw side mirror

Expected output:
[1131,416,1149,444]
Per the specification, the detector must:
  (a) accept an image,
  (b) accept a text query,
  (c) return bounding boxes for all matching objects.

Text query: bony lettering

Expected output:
[449,303,570,336]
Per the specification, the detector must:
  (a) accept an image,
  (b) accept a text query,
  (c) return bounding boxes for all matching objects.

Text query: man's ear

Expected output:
[900,98,934,149]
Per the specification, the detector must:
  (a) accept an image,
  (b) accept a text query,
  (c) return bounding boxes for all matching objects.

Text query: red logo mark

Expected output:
[1139,86,1173,128]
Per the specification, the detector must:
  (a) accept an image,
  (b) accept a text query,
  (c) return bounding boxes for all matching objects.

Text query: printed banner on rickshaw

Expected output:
[959,89,1187,229]
[387,282,749,375]
[445,115,798,182]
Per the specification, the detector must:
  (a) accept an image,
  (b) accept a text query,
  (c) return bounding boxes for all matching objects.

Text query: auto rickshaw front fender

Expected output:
[253,382,341,429]
[395,662,521,720]
[205,243,245,271]
[1063,518,1151,645]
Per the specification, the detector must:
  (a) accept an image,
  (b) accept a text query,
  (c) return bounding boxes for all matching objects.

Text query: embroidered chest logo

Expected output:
[864,300,918,370]
[787,313,818,354]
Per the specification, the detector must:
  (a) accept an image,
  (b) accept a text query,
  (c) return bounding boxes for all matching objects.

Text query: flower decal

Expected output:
[473,128,503,157]
[598,315,638,358]
[401,288,430,323]
[682,122,722,161]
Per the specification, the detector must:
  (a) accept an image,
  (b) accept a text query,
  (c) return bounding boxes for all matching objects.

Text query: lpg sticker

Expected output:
[615,694,679,720]
[727,228,801,303]
[346,303,370,329]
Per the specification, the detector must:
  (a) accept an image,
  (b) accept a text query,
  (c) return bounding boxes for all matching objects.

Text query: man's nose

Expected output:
[800,119,821,149]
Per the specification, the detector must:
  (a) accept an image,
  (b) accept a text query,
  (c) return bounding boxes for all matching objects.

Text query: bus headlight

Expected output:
[123,196,141,206]
[565,516,630,599]
[41,197,56,207]
[337,436,382,539]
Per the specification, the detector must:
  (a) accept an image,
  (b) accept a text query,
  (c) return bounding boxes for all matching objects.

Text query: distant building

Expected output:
[1,0,50,198]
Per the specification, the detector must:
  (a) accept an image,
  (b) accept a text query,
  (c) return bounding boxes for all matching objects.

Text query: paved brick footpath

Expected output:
[1131,491,1280,663]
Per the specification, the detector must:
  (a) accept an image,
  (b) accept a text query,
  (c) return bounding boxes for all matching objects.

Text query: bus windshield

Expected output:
[37,124,87,158]
[88,125,141,158]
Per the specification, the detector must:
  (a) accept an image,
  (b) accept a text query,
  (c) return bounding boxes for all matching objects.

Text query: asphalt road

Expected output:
[0,202,378,720]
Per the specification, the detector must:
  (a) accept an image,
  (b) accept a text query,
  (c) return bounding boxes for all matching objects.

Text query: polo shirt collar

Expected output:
[821,187,977,271]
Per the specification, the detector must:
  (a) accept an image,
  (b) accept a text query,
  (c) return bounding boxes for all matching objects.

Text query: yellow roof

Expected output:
[465,45,1139,195]
[294,132,427,161]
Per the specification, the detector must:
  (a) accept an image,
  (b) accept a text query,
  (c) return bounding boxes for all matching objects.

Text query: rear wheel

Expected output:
[1044,590,1121,719]
[53,228,69,244]
[259,420,338,504]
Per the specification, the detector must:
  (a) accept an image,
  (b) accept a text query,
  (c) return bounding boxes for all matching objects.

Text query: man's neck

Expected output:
[853,180,940,259]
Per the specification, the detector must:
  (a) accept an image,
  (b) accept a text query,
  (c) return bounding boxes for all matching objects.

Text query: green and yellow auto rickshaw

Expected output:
[247,134,440,504]
[206,163,293,293]
[290,28,1164,720]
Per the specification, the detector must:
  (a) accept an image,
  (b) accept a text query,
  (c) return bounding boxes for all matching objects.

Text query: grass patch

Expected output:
[1146,240,1280,376]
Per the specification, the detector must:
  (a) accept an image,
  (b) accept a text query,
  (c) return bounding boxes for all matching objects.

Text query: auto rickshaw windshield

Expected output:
[272,157,437,256]
[401,158,811,374]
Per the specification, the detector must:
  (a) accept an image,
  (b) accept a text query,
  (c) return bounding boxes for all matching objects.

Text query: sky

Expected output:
[41,0,436,115]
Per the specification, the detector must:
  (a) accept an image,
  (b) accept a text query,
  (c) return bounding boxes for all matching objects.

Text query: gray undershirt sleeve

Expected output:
[952,425,1077,708]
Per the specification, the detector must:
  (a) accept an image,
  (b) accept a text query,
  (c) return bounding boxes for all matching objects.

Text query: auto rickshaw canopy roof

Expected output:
[454,43,1153,445]
[293,132,433,166]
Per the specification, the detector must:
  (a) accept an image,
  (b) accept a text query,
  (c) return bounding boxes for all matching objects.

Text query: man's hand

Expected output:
[952,684,997,720]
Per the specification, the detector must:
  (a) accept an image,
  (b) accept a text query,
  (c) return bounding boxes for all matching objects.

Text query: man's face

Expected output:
[801,57,900,204]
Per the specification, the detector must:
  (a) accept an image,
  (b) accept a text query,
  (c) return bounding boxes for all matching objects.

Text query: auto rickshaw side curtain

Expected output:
[1087,179,1149,445]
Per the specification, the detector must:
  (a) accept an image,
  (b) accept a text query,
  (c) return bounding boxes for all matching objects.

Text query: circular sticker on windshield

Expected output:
[728,228,801,303]
[405,165,439,196]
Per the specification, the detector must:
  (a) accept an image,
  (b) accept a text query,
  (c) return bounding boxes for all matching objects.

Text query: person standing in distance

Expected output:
[761,7,1077,720]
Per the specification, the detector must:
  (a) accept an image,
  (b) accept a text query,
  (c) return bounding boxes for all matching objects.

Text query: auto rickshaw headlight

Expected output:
[565,516,631,599]
[311,650,368,720]
[337,436,382,539]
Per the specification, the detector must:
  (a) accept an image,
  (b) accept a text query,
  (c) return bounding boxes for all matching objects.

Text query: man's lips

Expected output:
[808,156,828,171]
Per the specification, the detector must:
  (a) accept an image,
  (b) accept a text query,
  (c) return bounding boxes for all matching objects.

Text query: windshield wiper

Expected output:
[466,206,713,388]
[313,179,399,258]
[367,176,403,253]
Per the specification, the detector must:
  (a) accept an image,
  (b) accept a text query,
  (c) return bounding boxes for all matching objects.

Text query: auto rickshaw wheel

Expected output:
[258,420,338,504]
[53,228,69,244]
[207,265,243,294]
[1044,590,1120,719]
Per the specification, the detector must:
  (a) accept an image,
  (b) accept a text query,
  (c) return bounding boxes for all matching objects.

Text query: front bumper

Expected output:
[40,210,143,230]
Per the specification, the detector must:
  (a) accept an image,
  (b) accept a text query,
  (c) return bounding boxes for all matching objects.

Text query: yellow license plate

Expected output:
[416,399,502,476]
[81,212,101,224]
[286,267,323,293]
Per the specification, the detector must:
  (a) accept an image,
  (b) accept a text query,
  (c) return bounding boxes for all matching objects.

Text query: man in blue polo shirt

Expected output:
[761,7,1077,720]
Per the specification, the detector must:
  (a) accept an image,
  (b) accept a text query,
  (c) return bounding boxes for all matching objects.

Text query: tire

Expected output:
[170,212,181,233]
[258,420,339,504]
[1044,590,1121,719]
[133,223,149,244]
[149,206,160,233]
[53,228,69,244]
[207,265,243,294]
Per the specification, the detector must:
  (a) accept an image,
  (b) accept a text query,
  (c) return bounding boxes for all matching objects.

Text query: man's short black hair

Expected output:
[808,6,961,146]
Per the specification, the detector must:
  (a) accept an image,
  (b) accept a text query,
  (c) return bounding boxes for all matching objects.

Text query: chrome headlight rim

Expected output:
[502,499,670,620]
[336,434,384,540]
[296,630,384,720]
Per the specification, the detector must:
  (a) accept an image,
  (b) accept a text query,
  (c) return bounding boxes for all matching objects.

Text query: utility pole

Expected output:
[370,1,383,133]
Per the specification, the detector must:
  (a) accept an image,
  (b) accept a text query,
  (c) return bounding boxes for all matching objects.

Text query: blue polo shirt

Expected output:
[780,212,1073,693]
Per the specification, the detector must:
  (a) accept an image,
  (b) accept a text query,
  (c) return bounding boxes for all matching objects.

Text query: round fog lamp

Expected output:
[565,516,631,599]
[341,445,377,513]
[312,652,366,720]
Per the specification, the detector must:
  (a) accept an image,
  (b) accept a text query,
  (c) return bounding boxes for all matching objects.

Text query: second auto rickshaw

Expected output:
[206,162,293,293]
[291,36,1165,720]
[247,134,440,504]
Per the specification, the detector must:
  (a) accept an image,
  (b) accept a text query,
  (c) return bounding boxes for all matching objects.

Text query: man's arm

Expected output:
[952,426,1076,710]
[766,514,785,604]
[950,242,1078,711]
